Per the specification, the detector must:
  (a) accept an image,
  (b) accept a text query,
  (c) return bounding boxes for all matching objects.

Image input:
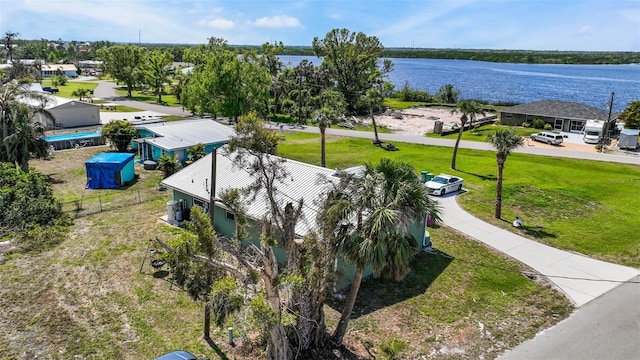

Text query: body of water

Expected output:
[279,55,640,112]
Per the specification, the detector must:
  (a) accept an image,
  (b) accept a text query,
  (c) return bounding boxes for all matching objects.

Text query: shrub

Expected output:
[544,123,553,130]
[532,118,546,129]
[188,143,206,162]
[522,122,531,128]
[102,120,137,152]
[494,119,502,126]
[158,153,180,179]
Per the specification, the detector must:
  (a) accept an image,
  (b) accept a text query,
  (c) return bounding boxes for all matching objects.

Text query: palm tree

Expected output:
[451,100,485,170]
[1,81,55,168]
[330,158,440,344]
[486,128,524,219]
[3,105,49,171]
[71,88,88,101]
[364,87,383,145]
[315,88,345,167]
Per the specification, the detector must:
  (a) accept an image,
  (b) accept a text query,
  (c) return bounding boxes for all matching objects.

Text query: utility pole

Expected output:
[601,92,614,153]
[209,148,217,227]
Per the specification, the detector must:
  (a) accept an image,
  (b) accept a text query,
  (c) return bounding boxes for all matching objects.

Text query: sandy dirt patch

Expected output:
[362,107,601,153]
[364,107,493,136]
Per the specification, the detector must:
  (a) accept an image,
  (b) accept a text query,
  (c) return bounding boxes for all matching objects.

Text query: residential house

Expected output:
[41,64,78,78]
[134,119,235,163]
[499,100,615,133]
[160,149,429,288]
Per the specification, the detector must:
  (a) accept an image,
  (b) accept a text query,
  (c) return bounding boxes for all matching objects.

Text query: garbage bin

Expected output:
[434,120,444,134]
[425,172,434,181]
[422,230,432,248]
[421,170,429,183]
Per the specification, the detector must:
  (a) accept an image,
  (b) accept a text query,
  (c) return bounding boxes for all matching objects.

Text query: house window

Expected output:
[225,210,235,221]
[194,198,206,210]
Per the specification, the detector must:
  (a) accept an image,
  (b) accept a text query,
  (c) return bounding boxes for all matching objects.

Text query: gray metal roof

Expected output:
[620,129,640,136]
[138,119,235,151]
[161,146,338,236]
[499,100,612,121]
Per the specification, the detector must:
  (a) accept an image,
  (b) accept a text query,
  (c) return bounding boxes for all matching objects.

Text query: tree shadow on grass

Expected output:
[455,169,496,182]
[328,249,453,318]
[521,225,557,239]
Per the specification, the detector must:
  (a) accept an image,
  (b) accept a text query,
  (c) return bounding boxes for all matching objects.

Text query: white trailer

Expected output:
[583,120,606,144]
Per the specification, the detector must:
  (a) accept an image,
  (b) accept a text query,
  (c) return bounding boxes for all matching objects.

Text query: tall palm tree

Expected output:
[364,87,383,145]
[330,158,440,344]
[486,128,524,219]
[315,88,345,167]
[451,100,485,170]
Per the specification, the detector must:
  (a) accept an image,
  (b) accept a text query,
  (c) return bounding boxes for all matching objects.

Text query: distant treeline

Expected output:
[275,46,640,65]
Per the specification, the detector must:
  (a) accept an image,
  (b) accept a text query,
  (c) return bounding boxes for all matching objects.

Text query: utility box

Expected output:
[421,171,434,182]
[434,120,444,134]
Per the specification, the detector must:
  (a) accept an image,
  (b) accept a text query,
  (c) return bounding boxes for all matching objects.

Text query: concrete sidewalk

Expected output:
[437,193,640,307]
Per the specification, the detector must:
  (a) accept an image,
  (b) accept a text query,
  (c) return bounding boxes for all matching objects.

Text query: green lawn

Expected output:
[426,123,541,141]
[115,87,180,107]
[41,80,98,99]
[277,131,640,267]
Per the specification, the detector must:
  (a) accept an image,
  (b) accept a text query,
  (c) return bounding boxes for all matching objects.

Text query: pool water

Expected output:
[44,132,102,142]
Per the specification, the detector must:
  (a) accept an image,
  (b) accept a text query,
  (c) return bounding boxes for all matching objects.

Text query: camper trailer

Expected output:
[583,120,606,144]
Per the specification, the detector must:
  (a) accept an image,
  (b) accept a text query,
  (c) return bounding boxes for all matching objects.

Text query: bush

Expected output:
[102,120,138,152]
[0,164,70,253]
[544,123,553,130]
[494,120,502,126]
[522,122,531,128]
[158,153,180,179]
[532,119,546,129]
[396,81,432,102]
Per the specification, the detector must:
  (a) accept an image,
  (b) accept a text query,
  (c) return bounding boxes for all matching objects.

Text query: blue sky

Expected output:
[1,0,638,51]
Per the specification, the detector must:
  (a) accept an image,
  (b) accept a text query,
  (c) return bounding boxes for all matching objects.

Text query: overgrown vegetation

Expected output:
[0,163,70,252]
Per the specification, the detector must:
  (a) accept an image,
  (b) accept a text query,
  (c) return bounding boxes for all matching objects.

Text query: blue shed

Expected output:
[85,153,135,189]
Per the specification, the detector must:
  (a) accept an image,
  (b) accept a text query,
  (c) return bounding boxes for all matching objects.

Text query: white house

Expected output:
[41,64,78,78]
[21,94,100,129]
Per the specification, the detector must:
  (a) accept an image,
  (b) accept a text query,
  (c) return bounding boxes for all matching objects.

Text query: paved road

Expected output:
[498,274,640,360]
[275,124,640,165]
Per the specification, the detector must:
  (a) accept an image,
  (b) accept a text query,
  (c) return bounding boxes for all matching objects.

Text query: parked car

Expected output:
[155,350,201,360]
[42,86,59,93]
[530,132,564,145]
[425,174,464,196]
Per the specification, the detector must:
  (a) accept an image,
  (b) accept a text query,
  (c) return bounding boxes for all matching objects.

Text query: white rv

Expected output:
[583,120,606,144]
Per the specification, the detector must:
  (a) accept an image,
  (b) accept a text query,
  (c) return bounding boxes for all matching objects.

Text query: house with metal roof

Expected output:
[499,100,615,133]
[160,149,430,288]
[134,119,235,164]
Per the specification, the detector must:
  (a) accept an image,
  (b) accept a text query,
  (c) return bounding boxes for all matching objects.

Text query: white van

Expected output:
[531,132,564,145]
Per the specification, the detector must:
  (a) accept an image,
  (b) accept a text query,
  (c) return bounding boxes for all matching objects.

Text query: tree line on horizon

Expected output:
[3,30,639,65]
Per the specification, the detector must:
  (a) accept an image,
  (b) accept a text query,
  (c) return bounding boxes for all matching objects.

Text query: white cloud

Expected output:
[578,25,592,33]
[202,18,235,29]
[251,15,301,28]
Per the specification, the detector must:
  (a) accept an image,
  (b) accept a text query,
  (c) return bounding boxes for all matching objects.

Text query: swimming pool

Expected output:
[44,130,104,150]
